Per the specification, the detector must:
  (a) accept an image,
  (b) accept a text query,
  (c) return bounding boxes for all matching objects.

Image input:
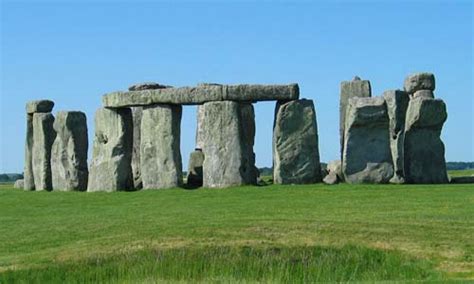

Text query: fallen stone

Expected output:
[201,101,257,188]
[323,173,339,185]
[187,150,204,187]
[404,72,435,93]
[26,100,54,114]
[383,90,410,183]
[404,97,448,184]
[32,113,56,191]
[51,111,88,191]
[103,84,299,107]
[343,97,393,184]
[413,90,434,99]
[88,108,133,192]
[131,107,143,190]
[140,104,183,189]
[14,179,24,189]
[24,114,35,190]
[450,176,474,184]
[273,99,322,184]
[128,82,171,91]
[340,77,371,160]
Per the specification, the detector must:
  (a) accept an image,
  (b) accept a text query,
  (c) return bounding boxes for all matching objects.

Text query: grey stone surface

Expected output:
[32,113,56,191]
[88,108,133,192]
[26,100,54,114]
[327,160,343,180]
[140,104,183,189]
[342,97,393,184]
[383,90,410,183]
[51,111,88,191]
[450,176,474,184]
[238,103,259,183]
[273,99,322,184]
[24,114,35,190]
[340,77,371,160]
[404,72,435,93]
[323,173,338,185]
[413,90,434,99]
[195,105,205,149]
[131,107,143,190]
[128,82,171,91]
[14,179,24,189]
[187,150,204,187]
[201,101,257,188]
[404,97,448,184]
[103,84,299,107]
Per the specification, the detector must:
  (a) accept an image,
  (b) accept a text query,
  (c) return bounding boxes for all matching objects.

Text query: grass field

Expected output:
[0,171,473,282]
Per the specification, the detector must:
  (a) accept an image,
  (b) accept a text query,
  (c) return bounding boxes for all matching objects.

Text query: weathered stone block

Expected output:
[187,150,204,187]
[131,107,143,190]
[195,105,205,150]
[26,100,54,114]
[51,111,88,191]
[14,179,24,189]
[140,104,183,189]
[273,99,322,184]
[24,114,35,191]
[343,97,393,183]
[404,97,448,184]
[88,108,133,192]
[32,113,56,191]
[413,90,434,99]
[404,72,435,93]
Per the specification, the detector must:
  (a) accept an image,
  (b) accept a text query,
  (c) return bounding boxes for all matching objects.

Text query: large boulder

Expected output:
[88,108,133,192]
[342,97,393,183]
[186,150,204,188]
[14,179,24,189]
[339,77,371,160]
[403,72,435,93]
[383,90,410,183]
[131,107,143,190]
[201,101,257,188]
[140,104,183,189]
[273,99,322,184]
[26,100,54,114]
[24,114,35,190]
[51,111,88,191]
[32,113,56,191]
[404,97,448,183]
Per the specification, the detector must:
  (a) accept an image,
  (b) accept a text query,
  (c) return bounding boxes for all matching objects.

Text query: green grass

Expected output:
[0,183,473,282]
[448,169,474,177]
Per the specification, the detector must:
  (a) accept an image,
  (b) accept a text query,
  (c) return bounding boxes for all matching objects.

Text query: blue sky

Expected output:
[1,1,472,173]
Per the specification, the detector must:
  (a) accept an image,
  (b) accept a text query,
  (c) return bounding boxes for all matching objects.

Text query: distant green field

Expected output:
[448,169,474,177]
[0,181,472,282]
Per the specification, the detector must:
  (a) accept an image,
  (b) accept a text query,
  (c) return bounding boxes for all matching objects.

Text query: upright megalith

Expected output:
[131,107,143,189]
[195,105,205,149]
[383,90,410,183]
[273,99,322,184]
[339,77,371,160]
[32,113,56,190]
[404,97,448,183]
[51,111,88,191]
[342,97,393,184]
[140,104,183,189]
[238,103,259,183]
[88,108,133,192]
[24,100,55,191]
[201,101,257,188]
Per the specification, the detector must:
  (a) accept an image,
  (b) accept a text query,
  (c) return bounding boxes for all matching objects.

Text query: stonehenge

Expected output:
[21,72,456,192]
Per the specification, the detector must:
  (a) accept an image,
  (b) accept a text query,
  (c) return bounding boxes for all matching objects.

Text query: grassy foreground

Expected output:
[0,181,473,282]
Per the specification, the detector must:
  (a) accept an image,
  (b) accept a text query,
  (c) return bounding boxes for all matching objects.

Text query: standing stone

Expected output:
[141,104,183,189]
[273,99,322,184]
[342,97,393,184]
[403,72,435,94]
[383,90,410,184]
[131,107,143,190]
[88,108,133,192]
[24,114,35,190]
[404,97,448,184]
[51,111,88,191]
[340,77,371,160]
[201,101,257,188]
[32,113,56,191]
[238,103,259,183]
[195,104,205,150]
[14,179,24,189]
[187,149,204,187]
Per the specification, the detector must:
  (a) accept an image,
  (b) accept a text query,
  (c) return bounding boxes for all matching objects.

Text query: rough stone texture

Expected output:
[24,114,35,190]
[103,84,299,107]
[187,150,204,187]
[32,113,56,191]
[131,107,143,190]
[128,82,171,91]
[14,179,24,189]
[383,90,410,183]
[342,97,393,184]
[327,160,343,179]
[404,97,448,184]
[88,108,133,192]
[140,104,183,189]
[323,173,338,185]
[413,90,434,99]
[26,100,54,114]
[273,99,322,184]
[238,103,259,183]
[340,77,371,160]
[51,111,88,191]
[195,104,205,149]
[201,101,257,188]
[404,72,435,93]
[450,176,474,184]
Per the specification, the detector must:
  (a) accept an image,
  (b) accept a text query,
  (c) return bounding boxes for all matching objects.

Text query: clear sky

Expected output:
[1,1,472,173]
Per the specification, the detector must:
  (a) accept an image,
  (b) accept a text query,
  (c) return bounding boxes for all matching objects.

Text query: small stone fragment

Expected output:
[323,173,338,185]
[128,82,171,91]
